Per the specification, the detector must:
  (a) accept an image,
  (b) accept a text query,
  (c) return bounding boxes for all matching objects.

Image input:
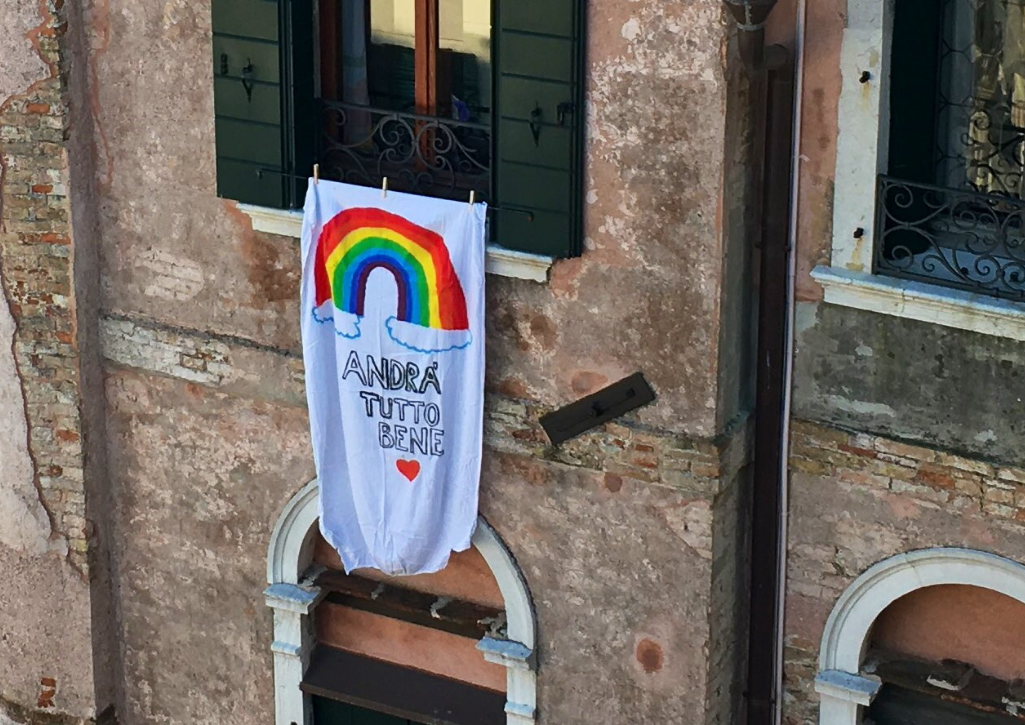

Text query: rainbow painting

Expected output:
[311,207,472,352]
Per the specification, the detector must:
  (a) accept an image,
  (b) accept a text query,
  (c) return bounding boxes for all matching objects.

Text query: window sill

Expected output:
[811,266,1025,342]
[238,203,554,284]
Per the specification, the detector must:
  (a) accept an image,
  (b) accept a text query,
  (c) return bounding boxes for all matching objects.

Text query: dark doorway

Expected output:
[314,697,427,725]
[869,684,1023,725]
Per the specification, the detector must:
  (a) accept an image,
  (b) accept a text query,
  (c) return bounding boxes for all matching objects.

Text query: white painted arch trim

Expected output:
[265,479,538,725]
[815,547,1025,725]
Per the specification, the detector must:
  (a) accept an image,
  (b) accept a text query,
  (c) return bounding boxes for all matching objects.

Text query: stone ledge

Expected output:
[814,670,881,706]
[238,203,555,283]
[812,266,1025,342]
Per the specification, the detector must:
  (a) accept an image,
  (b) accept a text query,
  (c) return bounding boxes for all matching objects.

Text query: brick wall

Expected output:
[0,0,88,574]
[0,1,109,721]
[783,419,1025,725]
[790,421,1025,527]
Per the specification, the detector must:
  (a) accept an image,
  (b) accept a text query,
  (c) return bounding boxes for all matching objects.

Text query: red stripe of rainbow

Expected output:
[314,208,469,331]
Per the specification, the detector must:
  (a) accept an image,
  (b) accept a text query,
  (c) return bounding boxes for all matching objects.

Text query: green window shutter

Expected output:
[212,0,314,208]
[493,0,585,258]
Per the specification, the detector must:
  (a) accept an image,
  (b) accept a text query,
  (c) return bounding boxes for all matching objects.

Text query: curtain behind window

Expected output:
[341,0,372,140]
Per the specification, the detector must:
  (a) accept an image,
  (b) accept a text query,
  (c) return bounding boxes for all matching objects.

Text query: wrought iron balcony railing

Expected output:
[317,100,491,203]
[874,175,1025,301]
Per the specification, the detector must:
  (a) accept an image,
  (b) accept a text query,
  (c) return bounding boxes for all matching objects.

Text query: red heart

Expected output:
[396,459,421,482]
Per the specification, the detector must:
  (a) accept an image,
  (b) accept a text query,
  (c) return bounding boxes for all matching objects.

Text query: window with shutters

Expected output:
[212,0,585,258]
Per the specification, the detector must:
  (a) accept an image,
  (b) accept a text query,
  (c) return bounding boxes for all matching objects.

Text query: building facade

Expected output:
[783,0,1025,722]
[1,0,1025,724]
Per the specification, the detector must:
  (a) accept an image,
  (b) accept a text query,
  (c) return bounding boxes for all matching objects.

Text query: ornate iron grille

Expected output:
[934,0,1025,197]
[318,100,491,202]
[875,175,1025,300]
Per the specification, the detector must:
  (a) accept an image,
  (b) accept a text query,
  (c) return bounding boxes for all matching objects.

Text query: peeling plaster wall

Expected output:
[0,0,106,721]
[103,370,311,724]
[483,452,717,724]
[792,302,1025,467]
[0,0,50,105]
[48,0,765,722]
[83,0,750,437]
[0,263,50,555]
[787,2,1025,463]
[783,1,1025,723]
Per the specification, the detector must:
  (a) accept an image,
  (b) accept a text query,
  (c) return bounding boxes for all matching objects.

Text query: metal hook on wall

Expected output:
[529,103,543,147]
[557,101,575,127]
[241,58,255,102]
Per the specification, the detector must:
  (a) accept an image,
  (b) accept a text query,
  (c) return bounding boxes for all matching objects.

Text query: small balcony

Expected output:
[874,175,1025,301]
[317,100,491,203]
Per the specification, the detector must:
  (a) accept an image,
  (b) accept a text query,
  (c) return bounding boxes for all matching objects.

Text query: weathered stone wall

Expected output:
[98,312,754,723]
[0,0,111,722]
[0,0,764,722]
[793,302,1025,467]
[71,0,761,722]
[782,420,1025,725]
[782,1,1025,720]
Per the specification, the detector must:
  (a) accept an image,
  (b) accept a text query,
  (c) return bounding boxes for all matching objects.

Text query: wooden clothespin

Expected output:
[381,177,389,199]
[468,190,476,210]
[313,164,320,185]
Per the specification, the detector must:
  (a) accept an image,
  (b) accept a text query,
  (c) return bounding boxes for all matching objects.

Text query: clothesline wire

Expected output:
[255,168,535,221]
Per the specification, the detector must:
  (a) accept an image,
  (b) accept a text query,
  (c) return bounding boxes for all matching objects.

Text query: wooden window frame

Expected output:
[317,0,452,115]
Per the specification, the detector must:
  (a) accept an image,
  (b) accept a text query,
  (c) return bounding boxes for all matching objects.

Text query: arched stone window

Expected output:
[815,548,1025,725]
[264,480,537,725]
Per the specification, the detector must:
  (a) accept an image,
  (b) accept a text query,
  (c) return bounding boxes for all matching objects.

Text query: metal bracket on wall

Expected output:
[540,372,656,445]
[529,103,543,147]
[241,58,255,102]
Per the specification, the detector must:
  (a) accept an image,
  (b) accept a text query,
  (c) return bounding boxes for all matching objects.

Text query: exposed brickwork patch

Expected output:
[789,419,1025,521]
[485,396,752,499]
[783,419,1025,725]
[36,678,56,708]
[0,0,87,574]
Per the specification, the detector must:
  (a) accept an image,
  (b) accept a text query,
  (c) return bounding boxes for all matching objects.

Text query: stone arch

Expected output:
[815,548,1025,724]
[264,479,537,725]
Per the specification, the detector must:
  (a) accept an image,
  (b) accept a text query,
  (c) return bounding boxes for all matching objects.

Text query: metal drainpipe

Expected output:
[774,2,806,724]
[721,1,798,725]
